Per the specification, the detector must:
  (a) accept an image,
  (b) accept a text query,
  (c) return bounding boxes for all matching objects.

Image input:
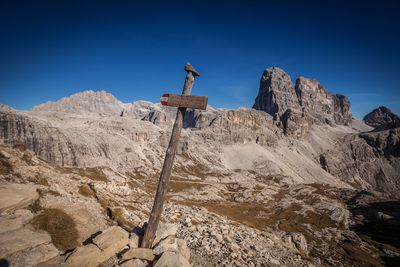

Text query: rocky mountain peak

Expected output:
[253,67,299,115]
[363,106,400,130]
[31,90,125,116]
[253,67,352,126]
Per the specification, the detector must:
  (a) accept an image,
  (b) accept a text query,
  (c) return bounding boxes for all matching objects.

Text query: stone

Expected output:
[6,243,59,266]
[215,234,223,243]
[0,182,38,212]
[0,228,52,258]
[120,259,146,267]
[65,244,102,267]
[282,233,308,254]
[152,223,179,247]
[0,209,34,234]
[153,236,190,261]
[129,233,140,249]
[93,226,129,250]
[93,226,129,263]
[154,251,192,267]
[177,239,191,261]
[121,248,154,261]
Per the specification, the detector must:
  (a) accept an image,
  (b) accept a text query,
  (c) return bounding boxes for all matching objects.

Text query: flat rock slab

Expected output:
[6,243,59,266]
[66,244,102,267]
[93,226,129,251]
[121,248,154,261]
[154,251,192,267]
[0,209,34,234]
[0,228,52,258]
[120,259,146,267]
[0,182,38,212]
[67,226,129,267]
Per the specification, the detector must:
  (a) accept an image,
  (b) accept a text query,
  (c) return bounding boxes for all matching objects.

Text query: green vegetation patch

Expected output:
[31,208,79,251]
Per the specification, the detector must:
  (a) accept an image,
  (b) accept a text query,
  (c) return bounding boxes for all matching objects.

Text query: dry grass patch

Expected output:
[78,184,95,198]
[31,208,78,251]
[26,199,42,213]
[28,173,49,186]
[111,208,135,231]
[63,167,109,182]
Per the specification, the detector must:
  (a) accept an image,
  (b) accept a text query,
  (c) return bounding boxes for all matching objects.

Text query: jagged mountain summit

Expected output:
[363,105,400,130]
[1,66,400,266]
[253,67,352,126]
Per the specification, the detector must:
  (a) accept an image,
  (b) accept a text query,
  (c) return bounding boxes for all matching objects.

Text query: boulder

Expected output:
[6,243,59,266]
[66,227,129,266]
[154,251,192,267]
[129,233,140,249]
[153,236,190,260]
[121,248,154,261]
[120,259,146,267]
[66,244,102,267]
[92,226,129,263]
[282,233,308,255]
[0,228,52,258]
[152,223,178,247]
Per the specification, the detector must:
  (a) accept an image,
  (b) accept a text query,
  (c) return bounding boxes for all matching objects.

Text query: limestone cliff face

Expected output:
[253,68,353,130]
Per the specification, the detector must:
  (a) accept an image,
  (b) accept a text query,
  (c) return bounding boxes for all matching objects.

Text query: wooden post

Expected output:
[141,63,200,248]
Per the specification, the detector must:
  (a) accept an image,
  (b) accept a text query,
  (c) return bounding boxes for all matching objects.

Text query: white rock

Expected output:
[154,251,192,267]
[153,236,191,261]
[152,223,179,247]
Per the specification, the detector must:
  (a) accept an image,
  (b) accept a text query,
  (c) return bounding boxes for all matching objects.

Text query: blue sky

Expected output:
[0,0,399,119]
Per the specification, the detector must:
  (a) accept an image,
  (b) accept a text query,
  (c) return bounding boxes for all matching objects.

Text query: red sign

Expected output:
[160,94,169,106]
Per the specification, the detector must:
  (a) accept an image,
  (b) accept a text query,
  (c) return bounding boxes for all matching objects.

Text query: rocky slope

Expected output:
[1,66,400,266]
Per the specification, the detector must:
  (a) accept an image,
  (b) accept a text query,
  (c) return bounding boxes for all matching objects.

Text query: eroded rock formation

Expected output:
[253,67,352,131]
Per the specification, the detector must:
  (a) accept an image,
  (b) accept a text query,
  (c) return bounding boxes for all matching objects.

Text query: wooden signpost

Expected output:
[141,63,207,248]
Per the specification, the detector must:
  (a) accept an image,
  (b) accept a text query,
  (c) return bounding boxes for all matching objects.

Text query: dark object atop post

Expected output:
[141,63,202,248]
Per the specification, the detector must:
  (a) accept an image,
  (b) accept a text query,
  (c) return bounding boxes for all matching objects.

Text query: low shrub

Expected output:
[78,184,94,198]
[31,208,78,251]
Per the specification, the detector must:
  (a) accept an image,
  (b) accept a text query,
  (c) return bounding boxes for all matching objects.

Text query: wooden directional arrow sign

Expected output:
[160,94,208,110]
